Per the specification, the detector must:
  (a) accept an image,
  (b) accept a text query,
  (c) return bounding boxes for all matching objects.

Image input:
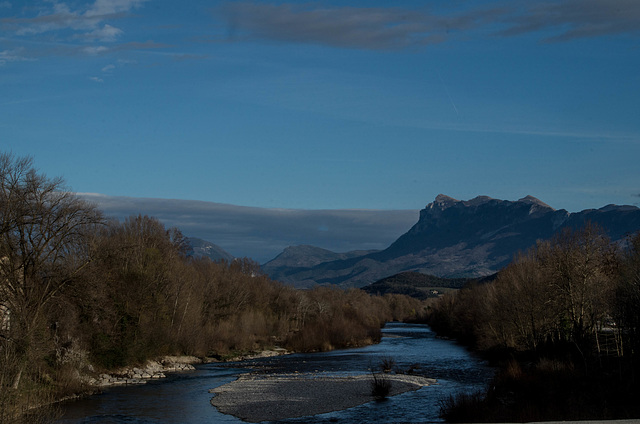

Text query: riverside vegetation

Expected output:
[0,153,427,423]
[429,223,640,422]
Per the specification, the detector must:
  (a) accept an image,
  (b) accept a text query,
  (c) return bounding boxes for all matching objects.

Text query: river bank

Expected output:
[86,349,291,388]
[88,355,200,387]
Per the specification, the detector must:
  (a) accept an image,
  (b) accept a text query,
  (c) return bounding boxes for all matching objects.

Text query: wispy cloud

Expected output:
[77,24,124,42]
[421,121,640,143]
[68,40,169,57]
[219,2,497,50]
[217,1,640,51]
[0,0,154,61]
[79,194,419,263]
[171,53,209,61]
[84,0,148,19]
[0,47,36,66]
[81,45,109,55]
[499,0,640,41]
[3,0,148,35]
[110,40,171,51]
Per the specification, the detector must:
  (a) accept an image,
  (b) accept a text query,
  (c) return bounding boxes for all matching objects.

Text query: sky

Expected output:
[2,0,640,261]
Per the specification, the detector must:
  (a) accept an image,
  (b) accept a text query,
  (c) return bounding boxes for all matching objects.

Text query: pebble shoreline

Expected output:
[86,355,200,387]
[210,372,437,422]
[86,350,290,387]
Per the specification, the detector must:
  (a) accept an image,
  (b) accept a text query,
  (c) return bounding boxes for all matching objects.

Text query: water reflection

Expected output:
[58,323,493,423]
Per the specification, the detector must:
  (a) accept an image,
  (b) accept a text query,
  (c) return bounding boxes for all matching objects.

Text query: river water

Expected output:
[57,323,494,423]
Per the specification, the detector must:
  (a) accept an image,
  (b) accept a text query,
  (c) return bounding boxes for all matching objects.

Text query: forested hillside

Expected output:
[0,153,425,423]
[362,272,473,299]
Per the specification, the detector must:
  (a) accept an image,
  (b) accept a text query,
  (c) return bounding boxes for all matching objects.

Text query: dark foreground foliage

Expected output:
[430,225,640,422]
[441,357,640,422]
[0,152,428,423]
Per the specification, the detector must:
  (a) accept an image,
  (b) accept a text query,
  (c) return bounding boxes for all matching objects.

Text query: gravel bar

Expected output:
[210,373,436,422]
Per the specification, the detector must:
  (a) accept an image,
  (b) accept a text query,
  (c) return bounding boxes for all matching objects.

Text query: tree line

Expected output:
[0,153,426,423]
[429,223,640,421]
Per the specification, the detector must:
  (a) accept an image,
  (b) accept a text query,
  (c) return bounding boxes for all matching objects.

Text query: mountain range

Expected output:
[262,194,640,288]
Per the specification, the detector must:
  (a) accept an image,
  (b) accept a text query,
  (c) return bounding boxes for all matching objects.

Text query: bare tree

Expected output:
[0,152,103,389]
[486,250,558,351]
[537,223,618,351]
[614,232,640,357]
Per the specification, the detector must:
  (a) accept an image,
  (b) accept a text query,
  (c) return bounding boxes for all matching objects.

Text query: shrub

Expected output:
[370,372,392,401]
[379,355,396,373]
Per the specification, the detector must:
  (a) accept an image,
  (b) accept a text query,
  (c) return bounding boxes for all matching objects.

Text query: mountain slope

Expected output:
[187,237,235,262]
[262,245,378,288]
[264,195,640,288]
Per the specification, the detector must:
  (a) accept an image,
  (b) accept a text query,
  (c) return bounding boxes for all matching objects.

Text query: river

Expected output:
[57,323,494,423]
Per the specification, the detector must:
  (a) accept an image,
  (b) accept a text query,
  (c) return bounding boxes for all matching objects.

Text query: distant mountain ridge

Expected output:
[262,245,379,288]
[263,194,640,288]
[187,237,234,262]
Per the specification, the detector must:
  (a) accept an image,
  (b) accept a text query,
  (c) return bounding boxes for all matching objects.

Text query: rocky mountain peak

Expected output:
[430,194,498,210]
[518,195,554,210]
[428,194,555,214]
[462,195,495,207]
[430,194,459,210]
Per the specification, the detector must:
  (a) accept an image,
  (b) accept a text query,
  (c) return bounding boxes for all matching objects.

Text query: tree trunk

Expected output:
[11,368,22,390]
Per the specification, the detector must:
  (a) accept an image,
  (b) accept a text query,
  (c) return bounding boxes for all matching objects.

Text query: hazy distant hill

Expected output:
[263,194,640,288]
[262,245,378,288]
[187,237,234,262]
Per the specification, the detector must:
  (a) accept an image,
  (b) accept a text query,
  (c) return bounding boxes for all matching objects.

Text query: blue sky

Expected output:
[2,0,640,259]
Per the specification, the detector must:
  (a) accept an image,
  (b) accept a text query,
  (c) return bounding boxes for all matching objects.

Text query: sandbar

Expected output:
[210,372,436,422]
